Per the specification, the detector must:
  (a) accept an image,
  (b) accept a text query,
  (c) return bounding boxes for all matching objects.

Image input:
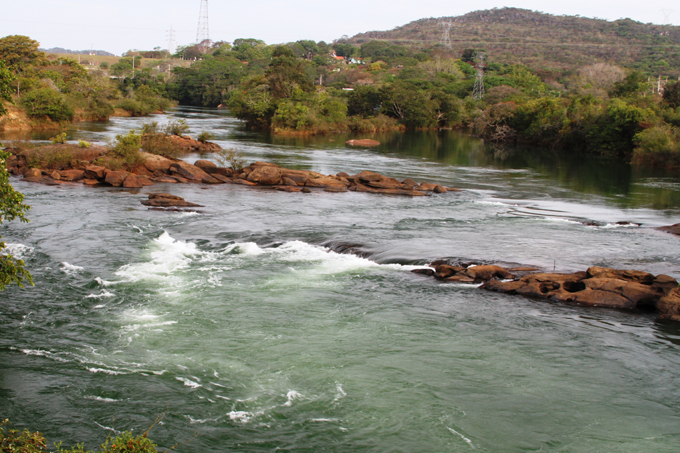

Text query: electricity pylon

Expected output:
[472,52,486,100]
[661,9,673,25]
[439,21,453,49]
[196,0,210,44]
[167,25,176,54]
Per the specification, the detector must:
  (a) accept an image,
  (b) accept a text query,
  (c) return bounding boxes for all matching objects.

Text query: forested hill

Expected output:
[349,7,680,74]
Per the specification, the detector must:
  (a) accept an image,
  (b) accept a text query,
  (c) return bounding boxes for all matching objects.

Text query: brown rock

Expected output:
[232,179,258,186]
[205,167,233,176]
[433,185,448,194]
[56,169,85,181]
[586,266,655,285]
[657,223,680,236]
[480,279,526,294]
[202,176,222,184]
[129,164,154,177]
[417,183,437,191]
[324,187,348,193]
[282,177,298,186]
[411,268,435,277]
[301,187,312,193]
[169,161,216,182]
[151,176,179,183]
[50,171,61,180]
[366,177,405,190]
[352,184,429,197]
[84,165,107,180]
[652,274,679,293]
[171,176,188,183]
[353,170,385,184]
[142,152,175,174]
[194,160,217,170]
[346,139,380,147]
[123,174,154,188]
[24,168,42,178]
[150,193,184,200]
[211,174,232,184]
[105,170,130,187]
[306,175,349,189]
[445,275,477,283]
[657,288,680,322]
[434,264,466,279]
[276,186,303,192]
[83,179,100,185]
[250,161,280,168]
[520,272,588,285]
[553,288,636,309]
[583,278,663,307]
[466,265,515,281]
[336,172,350,178]
[402,179,418,190]
[247,166,282,185]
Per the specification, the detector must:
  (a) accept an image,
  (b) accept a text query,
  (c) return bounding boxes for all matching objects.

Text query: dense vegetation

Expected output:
[0,35,172,125]
[163,10,680,168]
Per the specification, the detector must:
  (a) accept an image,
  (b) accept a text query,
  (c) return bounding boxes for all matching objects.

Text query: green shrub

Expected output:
[50,132,68,144]
[99,62,109,69]
[21,88,74,122]
[0,419,47,452]
[215,147,246,170]
[78,140,91,148]
[632,125,680,168]
[22,146,77,170]
[112,130,144,167]
[197,131,214,143]
[164,119,189,136]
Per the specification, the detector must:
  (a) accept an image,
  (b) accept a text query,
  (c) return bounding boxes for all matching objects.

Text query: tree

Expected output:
[0,35,47,73]
[0,61,15,116]
[663,82,680,109]
[266,46,314,99]
[0,149,32,290]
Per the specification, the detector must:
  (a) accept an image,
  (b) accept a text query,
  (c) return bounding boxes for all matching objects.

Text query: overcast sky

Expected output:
[1,1,678,55]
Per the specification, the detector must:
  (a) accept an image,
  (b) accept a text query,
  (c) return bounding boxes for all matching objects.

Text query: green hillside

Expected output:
[349,7,680,75]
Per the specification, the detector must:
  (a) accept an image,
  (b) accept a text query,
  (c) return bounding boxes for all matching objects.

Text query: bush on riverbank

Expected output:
[0,419,158,453]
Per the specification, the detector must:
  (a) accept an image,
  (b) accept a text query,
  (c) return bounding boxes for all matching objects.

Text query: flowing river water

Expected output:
[2,107,680,452]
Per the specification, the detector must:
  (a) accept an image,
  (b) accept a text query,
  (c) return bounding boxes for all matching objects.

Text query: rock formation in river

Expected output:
[5,148,461,196]
[412,263,680,322]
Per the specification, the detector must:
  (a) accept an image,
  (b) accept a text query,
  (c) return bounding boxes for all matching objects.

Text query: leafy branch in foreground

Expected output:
[0,147,32,290]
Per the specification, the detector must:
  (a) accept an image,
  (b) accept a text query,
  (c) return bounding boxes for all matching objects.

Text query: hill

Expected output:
[40,47,115,57]
[349,7,680,75]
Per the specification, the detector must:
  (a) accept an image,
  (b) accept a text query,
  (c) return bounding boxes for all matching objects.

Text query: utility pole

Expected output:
[438,21,453,49]
[196,0,210,44]
[167,25,176,54]
[472,52,486,100]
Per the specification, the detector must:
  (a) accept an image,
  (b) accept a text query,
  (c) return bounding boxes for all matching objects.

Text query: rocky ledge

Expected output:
[412,263,680,322]
[8,151,460,196]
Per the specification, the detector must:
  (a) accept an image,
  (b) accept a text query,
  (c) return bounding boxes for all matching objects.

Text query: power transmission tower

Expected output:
[472,52,486,100]
[661,9,673,24]
[196,0,210,44]
[438,21,453,49]
[166,25,176,54]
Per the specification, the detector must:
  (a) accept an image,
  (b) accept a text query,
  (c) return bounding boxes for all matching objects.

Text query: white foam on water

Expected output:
[475,200,517,207]
[84,396,122,403]
[17,348,69,362]
[87,367,126,375]
[598,223,641,229]
[93,421,121,434]
[187,416,220,424]
[228,411,254,423]
[177,377,203,389]
[86,290,114,299]
[540,217,583,225]
[334,382,347,401]
[3,243,33,259]
[447,427,475,448]
[224,242,264,256]
[95,277,116,287]
[311,418,339,423]
[283,390,304,407]
[60,262,84,275]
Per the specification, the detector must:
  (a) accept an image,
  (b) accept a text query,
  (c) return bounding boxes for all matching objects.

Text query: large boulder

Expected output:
[123,174,154,188]
[305,175,349,189]
[657,223,680,236]
[141,152,175,174]
[586,266,655,284]
[657,288,680,322]
[24,168,42,178]
[247,166,282,185]
[104,170,130,187]
[54,169,85,181]
[169,161,218,183]
[346,139,380,147]
[84,165,107,180]
[194,160,217,170]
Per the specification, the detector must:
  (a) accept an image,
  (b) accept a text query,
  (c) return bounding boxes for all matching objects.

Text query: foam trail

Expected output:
[3,243,33,259]
[448,427,475,448]
[115,232,200,282]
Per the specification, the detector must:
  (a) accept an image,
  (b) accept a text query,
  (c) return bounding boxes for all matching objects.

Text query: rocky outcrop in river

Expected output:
[6,148,460,196]
[413,263,680,322]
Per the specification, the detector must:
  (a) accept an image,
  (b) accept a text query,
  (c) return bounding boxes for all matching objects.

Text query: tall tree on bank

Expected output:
[0,148,32,290]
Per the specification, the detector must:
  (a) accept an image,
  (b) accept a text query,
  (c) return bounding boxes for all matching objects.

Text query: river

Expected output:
[2,107,680,452]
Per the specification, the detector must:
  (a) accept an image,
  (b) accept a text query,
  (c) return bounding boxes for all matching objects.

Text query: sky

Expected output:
[1,0,678,56]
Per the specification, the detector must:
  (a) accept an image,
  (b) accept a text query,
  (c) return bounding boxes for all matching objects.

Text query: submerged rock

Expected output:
[346,139,380,147]
[141,193,203,208]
